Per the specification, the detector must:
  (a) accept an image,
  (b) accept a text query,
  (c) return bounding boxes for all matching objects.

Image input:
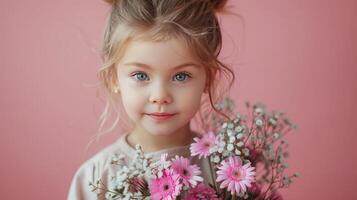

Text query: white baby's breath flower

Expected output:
[212,155,220,163]
[254,102,266,114]
[236,112,241,119]
[157,170,163,178]
[242,148,250,156]
[222,150,230,157]
[105,191,114,199]
[123,191,132,200]
[145,154,152,159]
[142,159,148,169]
[255,118,264,127]
[227,129,234,136]
[222,122,227,128]
[135,144,142,150]
[117,166,129,175]
[236,133,244,139]
[227,143,234,151]
[118,185,126,193]
[269,117,277,126]
[235,149,241,155]
[235,126,243,133]
[229,136,236,143]
[123,183,130,194]
[283,175,292,186]
[237,141,244,147]
[273,132,280,140]
[227,122,234,129]
[216,140,226,153]
[144,169,153,179]
[209,146,218,154]
[115,174,126,183]
[152,153,170,173]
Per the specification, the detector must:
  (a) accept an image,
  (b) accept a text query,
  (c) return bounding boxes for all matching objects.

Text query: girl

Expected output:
[68,0,236,199]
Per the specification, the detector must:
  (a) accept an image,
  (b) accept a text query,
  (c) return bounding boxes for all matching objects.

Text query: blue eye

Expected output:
[131,71,192,83]
[174,72,192,82]
[132,72,149,81]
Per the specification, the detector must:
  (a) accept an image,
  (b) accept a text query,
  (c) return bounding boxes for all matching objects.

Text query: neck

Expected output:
[126,123,197,153]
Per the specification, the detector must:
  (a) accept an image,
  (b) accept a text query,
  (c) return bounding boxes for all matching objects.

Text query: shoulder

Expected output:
[67,136,128,200]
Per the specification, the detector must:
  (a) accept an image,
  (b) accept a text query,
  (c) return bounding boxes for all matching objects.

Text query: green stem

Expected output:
[208,157,219,194]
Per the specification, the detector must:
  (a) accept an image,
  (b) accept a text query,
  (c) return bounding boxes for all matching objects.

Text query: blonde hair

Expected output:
[86,0,242,153]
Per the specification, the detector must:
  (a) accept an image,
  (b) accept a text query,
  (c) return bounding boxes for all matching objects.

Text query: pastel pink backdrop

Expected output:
[1,0,356,199]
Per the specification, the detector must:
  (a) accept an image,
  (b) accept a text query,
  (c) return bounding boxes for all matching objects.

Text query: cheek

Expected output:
[119,84,146,117]
[176,94,203,122]
[174,85,205,115]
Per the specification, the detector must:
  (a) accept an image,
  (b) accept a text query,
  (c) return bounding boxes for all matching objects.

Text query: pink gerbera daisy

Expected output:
[216,156,256,195]
[184,183,219,200]
[171,155,203,187]
[149,169,182,200]
[190,131,217,159]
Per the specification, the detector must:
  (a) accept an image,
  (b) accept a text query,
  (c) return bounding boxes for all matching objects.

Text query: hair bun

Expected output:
[210,0,228,11]
[103,0,116,5]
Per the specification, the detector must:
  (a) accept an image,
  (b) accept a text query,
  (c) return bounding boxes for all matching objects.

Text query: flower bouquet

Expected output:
[89,97,299,199]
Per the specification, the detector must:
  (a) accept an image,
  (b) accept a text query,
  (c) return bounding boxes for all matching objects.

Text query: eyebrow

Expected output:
[122,62,200,70]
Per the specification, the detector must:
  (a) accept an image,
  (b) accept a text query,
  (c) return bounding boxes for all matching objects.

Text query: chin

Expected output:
[144,125,178,137]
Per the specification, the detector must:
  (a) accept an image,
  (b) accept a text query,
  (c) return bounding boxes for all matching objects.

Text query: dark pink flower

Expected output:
[246,145,262,166]
[184,183,219,200]
[248,182,262,194]
[128,176,148,194]
[270,192,283,200]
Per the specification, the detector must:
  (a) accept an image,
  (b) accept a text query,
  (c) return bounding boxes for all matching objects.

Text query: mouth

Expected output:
[147,112,176,116]
[145,112,177,121]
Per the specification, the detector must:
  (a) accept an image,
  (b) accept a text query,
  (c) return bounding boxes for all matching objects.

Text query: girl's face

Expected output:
[116,37,207,137]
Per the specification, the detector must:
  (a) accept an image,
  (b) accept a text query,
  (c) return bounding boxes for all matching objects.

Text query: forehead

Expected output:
[118,37,201,70]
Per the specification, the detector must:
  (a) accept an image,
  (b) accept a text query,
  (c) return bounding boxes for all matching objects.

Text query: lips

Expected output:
[147,112,176,116]
[146,112,176,121]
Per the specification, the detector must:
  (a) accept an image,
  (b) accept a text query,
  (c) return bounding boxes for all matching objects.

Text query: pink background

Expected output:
[1,0,356,199]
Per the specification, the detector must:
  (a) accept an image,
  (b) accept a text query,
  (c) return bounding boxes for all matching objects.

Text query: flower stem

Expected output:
[208,157,219,194]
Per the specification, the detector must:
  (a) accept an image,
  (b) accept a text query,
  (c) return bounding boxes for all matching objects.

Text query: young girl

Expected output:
[68,0,236,199]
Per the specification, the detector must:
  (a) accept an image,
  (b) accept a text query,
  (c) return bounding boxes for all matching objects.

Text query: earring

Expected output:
[113,86,120,94]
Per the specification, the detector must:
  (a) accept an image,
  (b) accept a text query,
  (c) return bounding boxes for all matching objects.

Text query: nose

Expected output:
[149,82,173,105]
